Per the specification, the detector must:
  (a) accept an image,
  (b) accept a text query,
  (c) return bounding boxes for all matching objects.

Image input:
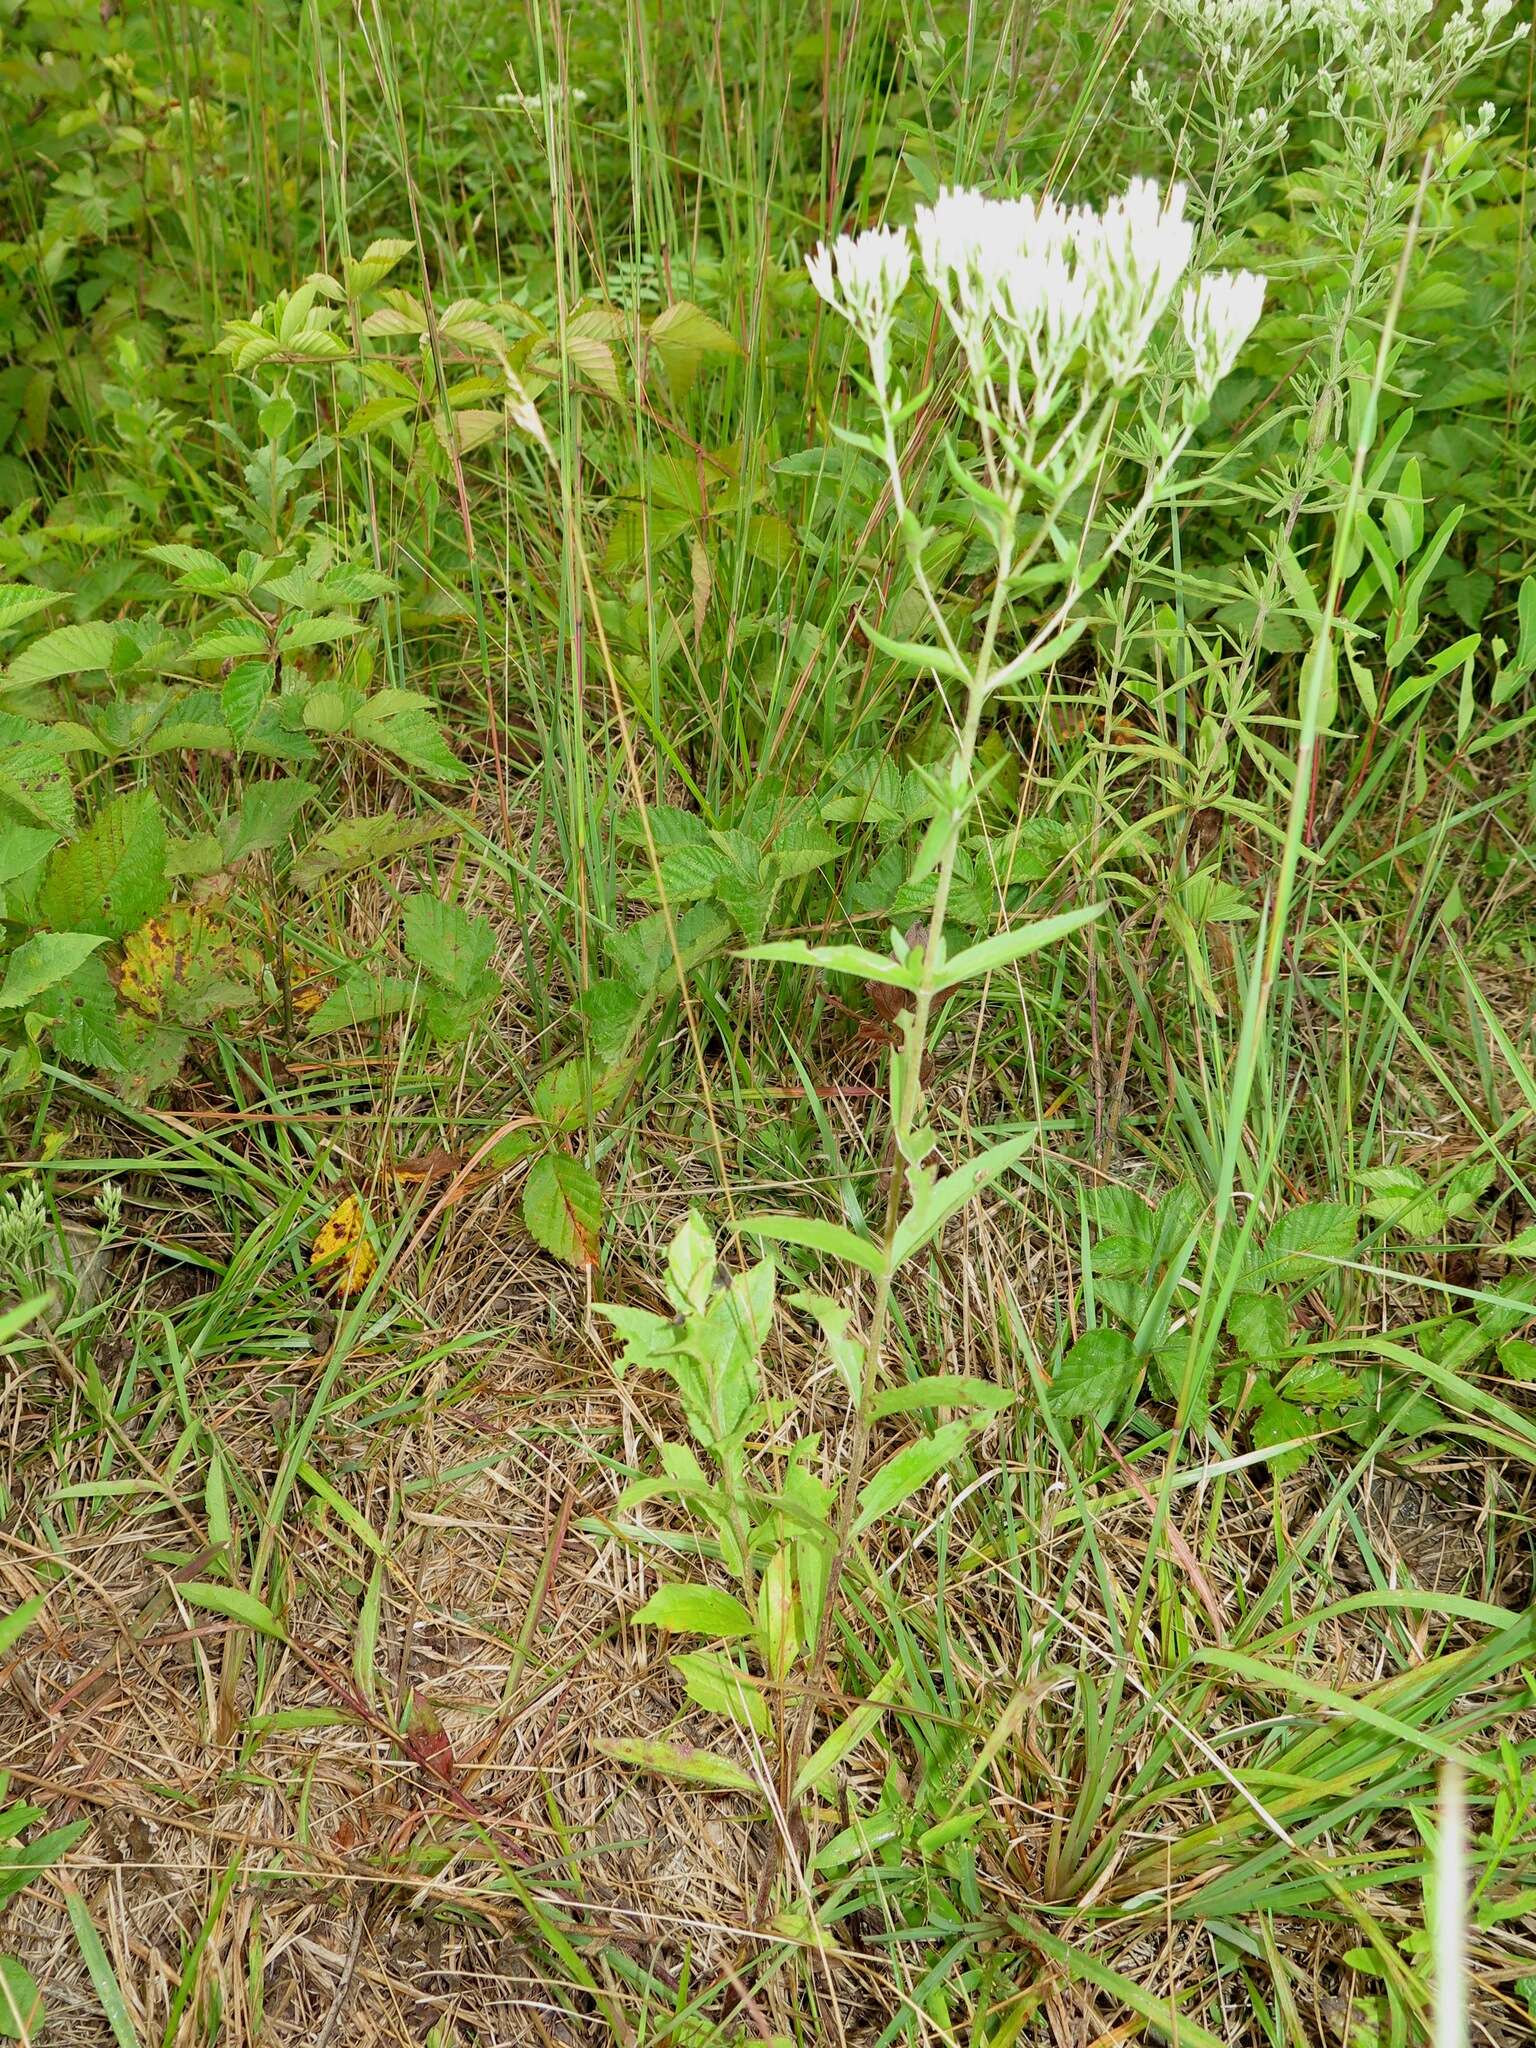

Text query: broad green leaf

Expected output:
[1252,1390,1312,1477]
[648,299,740,400]
[740,1211,887,1277]
[932,903,1103,990]
[0,1955,43,2038]
[304,969,412,1036]
[144,543,236,591]
[278,612,364,651]
[178,1582,286,1638]
[226,777,315,859]
[1048,1327,1139,1425]
[671,1648,772,1735]
[38,788,168,937]
[1445,1157,1497,1221]
[523,1152,601,1268]
[655,842,738,901]
[596,1735,759,1794]
[345,236,415,292]
[350,690,466,782]
[1498,1338,1536,1382]
[4,620,119,690]
[0,931,105,1009]
[221,660,273,745]
[0,735,76,832]
[0,822,58,886]
[293,812,462,890]
[890,1133,1034,1268]
[853,1419,976,1535]
[188,619,269,661]
[632,1584,756,1638]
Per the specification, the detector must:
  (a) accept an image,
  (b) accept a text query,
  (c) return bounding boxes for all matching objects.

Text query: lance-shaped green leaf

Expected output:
[853,1419,977,1535]
[596,1735,760,1795]
[743,937,922,991]
[889,1133,1035,1269]
[932,902,1103,990]
[858,616,972,686]
[741,1212,887,1277]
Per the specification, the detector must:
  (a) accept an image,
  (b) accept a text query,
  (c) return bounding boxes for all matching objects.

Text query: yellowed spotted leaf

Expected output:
[116,911,184,1016]
[310,1194,379,1299]
[117,904,239,1019]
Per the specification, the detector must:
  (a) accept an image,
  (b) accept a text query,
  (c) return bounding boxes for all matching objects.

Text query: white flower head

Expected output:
[1181,268,1267,398]
[806,225,912,392]
[1092,178,1196,385]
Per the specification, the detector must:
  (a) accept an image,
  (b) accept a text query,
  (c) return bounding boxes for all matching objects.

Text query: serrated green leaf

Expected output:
[523,1152,601,1267]
[1251,1391,1312,1476]
[304,968,413,1035]
[1359,1167,1445,1240]
[1049,1327,1139,1425]
[1226,1292,1291,1362]
[401,893,496,996]
[1260,1201,1358,1283]
[0,931,105,1009]
[4,620,120,690]
[188,619,270,661]
[350,690,466,781]
[0,585,62,634]
[221,660,273,744]
[38,788,168,937]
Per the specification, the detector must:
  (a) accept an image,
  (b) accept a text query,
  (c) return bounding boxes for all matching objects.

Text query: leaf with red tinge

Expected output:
[523,1151,601,1267]
[402,1697,455,1781]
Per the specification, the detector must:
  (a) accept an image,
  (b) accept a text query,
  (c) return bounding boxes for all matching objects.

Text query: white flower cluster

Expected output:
[1160,0,1528,90]
[496,84,589,114]
[804,227,911,394]
[806,179,1265,410]
[1161,0,1298,49]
